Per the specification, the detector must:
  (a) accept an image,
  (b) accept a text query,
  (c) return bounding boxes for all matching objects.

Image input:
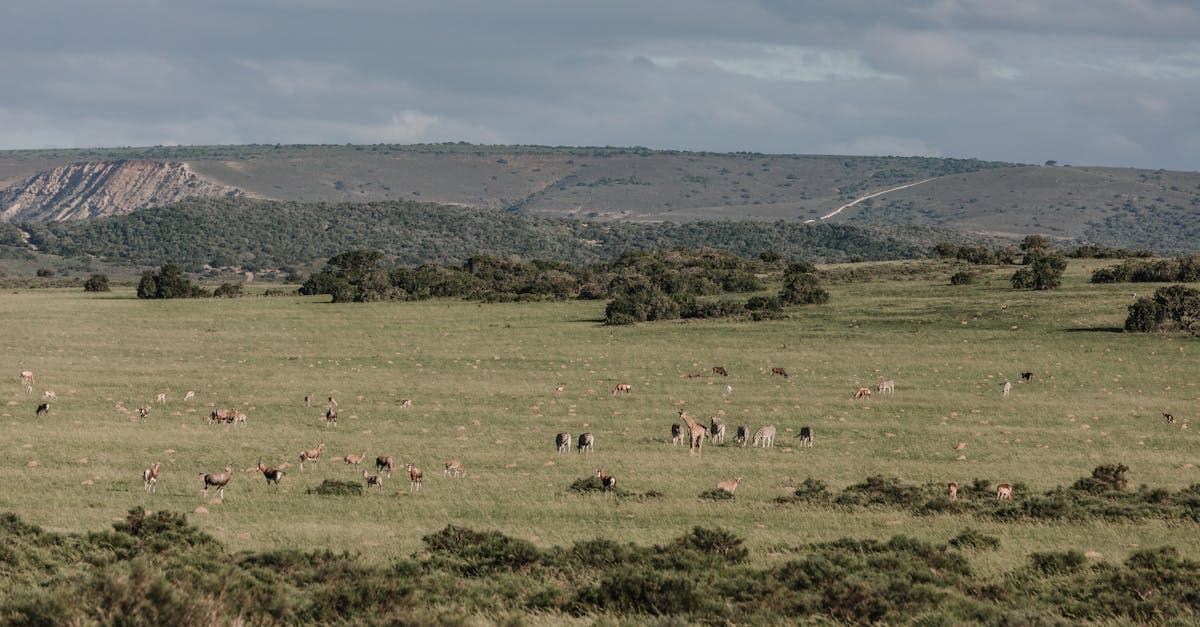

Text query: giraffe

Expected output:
[678,410,707,457]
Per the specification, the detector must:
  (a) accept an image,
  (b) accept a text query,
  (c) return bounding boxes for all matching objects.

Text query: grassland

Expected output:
[1,258,1197,582]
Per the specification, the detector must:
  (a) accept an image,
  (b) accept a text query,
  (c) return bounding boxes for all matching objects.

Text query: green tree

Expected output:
[83,273,110,292]
[1012,253,1066,290]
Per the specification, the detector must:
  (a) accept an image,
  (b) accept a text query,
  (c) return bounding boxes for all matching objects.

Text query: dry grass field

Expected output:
[2,258,1197,580]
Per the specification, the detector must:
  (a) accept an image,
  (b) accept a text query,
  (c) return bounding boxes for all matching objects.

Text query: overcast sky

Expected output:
[1,1,1198,170]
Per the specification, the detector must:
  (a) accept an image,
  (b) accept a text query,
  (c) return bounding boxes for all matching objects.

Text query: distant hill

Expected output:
[1,143,1197,254]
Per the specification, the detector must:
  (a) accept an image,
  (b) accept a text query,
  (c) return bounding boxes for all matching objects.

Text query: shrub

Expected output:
[212,283,243,298]
[699,488,735,501]
[949,529,1001,551]
[137,265,209,299]
[305,480,363,496]
[949,271,975,285]
[1071,464,1130,494]
[1011,253,1066,290]
[1028,550,1086,575]
[1125,285,1200,332]
[672,527,749,563]
[83,273,110,292]
[35,268,54,277]
[422,525,541,575]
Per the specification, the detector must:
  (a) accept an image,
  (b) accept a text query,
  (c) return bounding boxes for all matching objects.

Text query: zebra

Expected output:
[709,416,726,445]
[735,425,750,447]
[671,423,683,446]
[577,432,594,454]
[752,425,776,448]
[795,425,814,447]
[556,432,572,454]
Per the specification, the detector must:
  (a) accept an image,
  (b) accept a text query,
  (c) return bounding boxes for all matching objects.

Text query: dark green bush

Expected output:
[699,488,735,501]
[212,283,243,298]
[1028,550,1087,575]
[82,273,110,292]
[305,480,364,496]
[948,529,1001,551]
[949,271,976,285]
[1071,464,1130,494]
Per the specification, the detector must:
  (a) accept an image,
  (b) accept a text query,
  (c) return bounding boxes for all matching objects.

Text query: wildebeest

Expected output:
[795,425,814,447]
[1021,372,1034,382]
[770,367,789,378]
[35,402,49,417]
[712,366,728,377]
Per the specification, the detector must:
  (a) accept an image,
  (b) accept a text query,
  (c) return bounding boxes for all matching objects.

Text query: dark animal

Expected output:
[771,367,789,378]
[671,423,683,446]
[796,425,814,447]
[577,432,594,454]
[257,461,284,486]
[556,432,572,454]
[736,425,750,447]
[1163,411,1176,424]
[712,366,728,377]
[35,403,49,417]
[1021,372,1034,382]
[376,455,395,477]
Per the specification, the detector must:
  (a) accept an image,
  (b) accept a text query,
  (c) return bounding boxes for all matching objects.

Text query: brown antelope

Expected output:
[712,366,728,377]
[770,367,789,378]
[444,459,465,478]
[344,452,367,468]
[671,423,683,446]
[233,411,248,426]
[612,383,632,395]
[156,393,167,405]
[257,461,285,486]
[400,398,413,409]
[376,455,395,477]
[324,406,338,426]
[407,463,424,493]
[877,379,895,394]
[556,432,572,454]
[201,466,233,498]
[678,410,707,457]
[709,416,726,445]
[35,402,49,417]
[143,462,160,493]
[304,394,313,408]
[137,406,150,419]
[854,387,872,399]
[996,483,1013,500]
[596,468,616,491]
[948,482,958,500]
[363,470,384,490]
[298,442,325,471]
[19,370,34,388]
[1002,381,1012,397]
[555,384,566,393]
[327,396,339,409]
[1163,411,1176,424]
[209,408,236,424]
[716,477,742,494]
[42,390,57,401]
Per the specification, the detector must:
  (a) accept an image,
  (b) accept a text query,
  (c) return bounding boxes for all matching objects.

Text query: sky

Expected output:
[1,1,1198,171]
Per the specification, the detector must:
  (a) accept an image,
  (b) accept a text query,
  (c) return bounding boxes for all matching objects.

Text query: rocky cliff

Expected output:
[0,160,243,221]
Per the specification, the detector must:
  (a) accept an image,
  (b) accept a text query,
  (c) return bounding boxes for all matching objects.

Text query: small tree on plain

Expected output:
[83,273,110,292]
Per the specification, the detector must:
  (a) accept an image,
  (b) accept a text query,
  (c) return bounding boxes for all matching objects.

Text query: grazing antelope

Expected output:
[712,366,728,377]
[1021,372,1034,382]
[556,432,572,454]
[19,370,35,387]
[363,470,384,490]
[344,451,367,468]
[298,442,325,471]
[577,432,594,454]
[770,367,789,378]
[400,398,413,409]
[209,408,236,424]
[137,406,150,419]
[233,412,248,426]
[795,425,814,447]
[201,466,233,498]
[35,402,49,417]
[183,390,195,401]
[596,468,616,491]
[996,483,1013,500]
[143,462,160,493]
[678,410,707,457]
[1002,381,1012,398]
[752,425,776,448]
[376,455,395,477]
[716,477,742,494]
[257,461,285,486]
[1163,411,1177,424]
[407,463,423,493]
[709,416,726,445]
[304,394,313,408]
[948,482,958,500]
[671,423,684,446]
[877,379,895,394]
[156,393,167,405]
[555,384,566,393]
[42,390,57,401]
[444,459,465,478]
[324,406,338,426]
[612,383,632,395]
[736,425,750,447]
[854,387,872,399]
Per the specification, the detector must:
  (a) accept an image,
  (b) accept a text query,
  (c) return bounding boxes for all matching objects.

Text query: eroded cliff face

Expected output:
[0,160,243,221]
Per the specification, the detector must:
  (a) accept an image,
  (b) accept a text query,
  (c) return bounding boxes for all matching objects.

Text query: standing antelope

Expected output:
[400,399,413,409]
[996,483,1013,500]
[344,452,367,468]
[556,432,572,454]
[363,470,384,490]
[948,482,958,500]
[201,466,233,498]
[1002,381,1012,398]
[143,462,160,493]
[678,410,707,457]
[736,425,750,447]
[877,379,895,394]
[444,459,465,478]
[324,406,338,426]
[577,432,594,454]
[42,390,57,401]
[612,383,632,395]
[770,367,789,378]
[716,477,742,494]
[709,416,726,445]
[233,412,248,426]
[1021,372,1034,382]
[555,384,566,394]
[1163,411,1176,424]
[137,406,150,420]
[257,461,285,486]
[596,468,616,491]
[795,426,814,447]
[298,442,325,471]
[671,423,684,446]
[156,393,167,405]
[19,370,34,389]
[376,455,395,477]
[407,463,423,493]
[854,387,872,399]
[304,394,313,408]
[752,425,776,448]
[35,403,49,417]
